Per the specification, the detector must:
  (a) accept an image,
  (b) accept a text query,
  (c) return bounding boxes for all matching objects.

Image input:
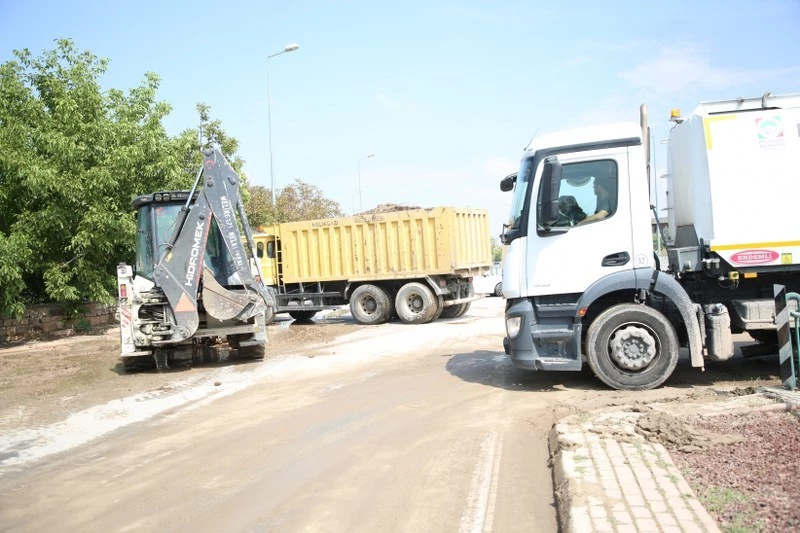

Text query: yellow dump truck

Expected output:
[253,207,492,325]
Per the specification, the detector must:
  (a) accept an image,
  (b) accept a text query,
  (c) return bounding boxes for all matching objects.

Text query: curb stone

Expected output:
[549,390,796,533]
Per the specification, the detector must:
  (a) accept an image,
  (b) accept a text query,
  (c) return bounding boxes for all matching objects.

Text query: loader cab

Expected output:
[132,191,236,285]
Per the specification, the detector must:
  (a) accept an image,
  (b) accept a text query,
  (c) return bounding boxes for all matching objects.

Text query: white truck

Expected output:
[500,92,800,390]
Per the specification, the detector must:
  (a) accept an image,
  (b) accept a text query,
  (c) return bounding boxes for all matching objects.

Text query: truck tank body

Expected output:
[667,94,800,267]
[260,207,491,284]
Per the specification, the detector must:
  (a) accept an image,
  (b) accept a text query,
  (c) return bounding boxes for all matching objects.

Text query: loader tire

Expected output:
[238,344,266,360]
[289,310,317,322]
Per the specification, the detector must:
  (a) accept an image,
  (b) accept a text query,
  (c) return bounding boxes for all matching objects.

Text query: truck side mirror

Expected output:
[500,172,517,192]
[540,158,562,226]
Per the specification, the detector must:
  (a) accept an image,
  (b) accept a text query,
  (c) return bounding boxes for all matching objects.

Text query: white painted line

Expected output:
[459,431,502,533]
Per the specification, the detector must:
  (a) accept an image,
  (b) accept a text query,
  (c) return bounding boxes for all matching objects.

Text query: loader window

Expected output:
[135,206,155,280]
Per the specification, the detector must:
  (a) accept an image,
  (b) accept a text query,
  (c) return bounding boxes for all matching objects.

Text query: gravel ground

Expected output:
[669,405,800,533]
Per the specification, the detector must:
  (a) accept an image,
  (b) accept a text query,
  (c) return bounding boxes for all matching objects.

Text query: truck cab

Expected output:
[501,94,800,390]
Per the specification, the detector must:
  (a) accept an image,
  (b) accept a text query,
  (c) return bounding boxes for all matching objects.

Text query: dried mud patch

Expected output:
[635,410,744,452]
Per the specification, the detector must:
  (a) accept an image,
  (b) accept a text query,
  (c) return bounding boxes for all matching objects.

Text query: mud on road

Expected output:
[0,299,794,533]
[0,313,358,432]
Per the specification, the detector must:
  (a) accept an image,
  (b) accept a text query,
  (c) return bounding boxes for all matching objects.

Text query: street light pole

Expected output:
[357,153,375,213]
[267,43,299,206]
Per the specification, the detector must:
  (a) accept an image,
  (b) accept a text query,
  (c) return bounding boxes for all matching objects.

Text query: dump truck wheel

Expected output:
[440,303,463,319]
[395,282,437,324]
[586,304,679,391]
[430,296,444,321]
[289,310,317,322]
[454,302,471,317]
[350,284,392,325]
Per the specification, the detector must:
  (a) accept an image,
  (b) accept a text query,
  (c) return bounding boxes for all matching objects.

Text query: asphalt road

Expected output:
[0,298,781,532]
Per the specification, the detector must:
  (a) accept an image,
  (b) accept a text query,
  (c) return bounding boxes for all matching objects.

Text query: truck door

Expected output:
[526,147,646,296]
[255,234,279,287]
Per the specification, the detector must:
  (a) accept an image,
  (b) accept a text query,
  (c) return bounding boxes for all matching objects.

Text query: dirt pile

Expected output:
[359,203,423,214]
[635,411,744,452]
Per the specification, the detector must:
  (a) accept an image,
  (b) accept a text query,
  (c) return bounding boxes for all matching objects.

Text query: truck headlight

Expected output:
[506,316,522,338]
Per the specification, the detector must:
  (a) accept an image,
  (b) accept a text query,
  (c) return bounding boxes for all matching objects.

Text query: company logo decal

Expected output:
[756,117,786,150]
[730,249,779,265]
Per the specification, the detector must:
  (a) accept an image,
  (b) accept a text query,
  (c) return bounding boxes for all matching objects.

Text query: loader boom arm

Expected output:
[153,148,272,342]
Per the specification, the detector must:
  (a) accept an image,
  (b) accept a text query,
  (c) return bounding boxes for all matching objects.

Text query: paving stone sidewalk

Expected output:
[549,388,800,533]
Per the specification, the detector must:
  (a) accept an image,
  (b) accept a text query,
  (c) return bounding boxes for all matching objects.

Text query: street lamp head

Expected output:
[366,153,375,158]
[284,43,300,52]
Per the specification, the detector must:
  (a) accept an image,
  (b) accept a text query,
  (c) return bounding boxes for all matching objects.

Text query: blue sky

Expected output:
[2,0,799,234]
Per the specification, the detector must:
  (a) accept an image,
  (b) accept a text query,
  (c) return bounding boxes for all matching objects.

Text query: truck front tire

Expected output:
[350,284,392,325]
[395,282,437,324]
[586,304,679,391]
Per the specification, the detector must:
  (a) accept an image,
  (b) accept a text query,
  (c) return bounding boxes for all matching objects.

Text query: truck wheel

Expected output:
[350,284,392,324]
[440,303,462,319]
[395,282,437,324]
[430,296,444,321]
[494,283,504,298]
[289,310,317,322]
[455,302,471,317]
[586,304,679,391]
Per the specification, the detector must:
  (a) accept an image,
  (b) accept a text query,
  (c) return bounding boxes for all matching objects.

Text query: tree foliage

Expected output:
[0,40,344,318]
[274,179,345,223]
[491,237,503,263]
[245,179,345,226]
[0,39,190,316]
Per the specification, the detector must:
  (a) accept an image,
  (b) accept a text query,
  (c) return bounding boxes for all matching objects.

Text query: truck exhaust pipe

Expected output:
[640,103,650,184]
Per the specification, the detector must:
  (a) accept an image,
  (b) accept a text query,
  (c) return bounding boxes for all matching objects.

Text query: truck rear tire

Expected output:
[350,284,392,325]
[395,282,437,324]
[289,310,317,322]
[440,303,461,319]
[586,304,679,391]
[455,302,471,317]
[431,295,444,321]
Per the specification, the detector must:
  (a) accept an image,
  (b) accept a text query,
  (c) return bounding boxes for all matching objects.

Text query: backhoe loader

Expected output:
[117,148,273,370]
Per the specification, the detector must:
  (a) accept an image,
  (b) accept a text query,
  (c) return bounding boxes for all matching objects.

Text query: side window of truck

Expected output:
[256,241,264,259]
[550,160,618,228]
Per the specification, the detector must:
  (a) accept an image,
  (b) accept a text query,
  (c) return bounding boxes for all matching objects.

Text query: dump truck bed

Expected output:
[266,207,491,284]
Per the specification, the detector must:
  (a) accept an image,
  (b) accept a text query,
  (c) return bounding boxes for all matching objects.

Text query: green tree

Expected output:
[0,39,190,316]
[273,179,345,223]
[491,237,503,263]
[244,185,274,229]
[177,102,246,180]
